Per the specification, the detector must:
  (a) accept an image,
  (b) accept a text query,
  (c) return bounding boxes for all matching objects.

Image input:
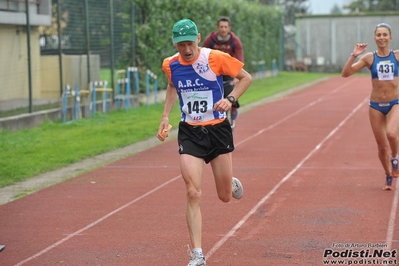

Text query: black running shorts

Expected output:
[178,119,234,164]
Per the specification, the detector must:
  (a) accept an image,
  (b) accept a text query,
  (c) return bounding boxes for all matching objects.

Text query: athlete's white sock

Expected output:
[193,248,203,257]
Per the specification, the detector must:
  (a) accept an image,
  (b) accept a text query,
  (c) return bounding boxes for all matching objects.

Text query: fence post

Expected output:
[153,77,158,105]
[127,66,140,94]
[73,85,79,120]
[127,67,140,108]
[62,84,71,123]
[91,82,96,117]
[272,59,278,76]
[145,70,158,107]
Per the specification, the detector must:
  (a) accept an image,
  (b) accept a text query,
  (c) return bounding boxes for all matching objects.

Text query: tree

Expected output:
[282,0,309,24]
[331,3,342,14]
[248,0,309,25]
[343,0,399,12]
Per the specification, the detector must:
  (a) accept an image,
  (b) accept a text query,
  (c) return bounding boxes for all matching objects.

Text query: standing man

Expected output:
[157,18,252,266]
[202,16,244,129]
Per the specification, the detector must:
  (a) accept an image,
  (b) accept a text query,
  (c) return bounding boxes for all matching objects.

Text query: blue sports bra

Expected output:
[370,50,399,80]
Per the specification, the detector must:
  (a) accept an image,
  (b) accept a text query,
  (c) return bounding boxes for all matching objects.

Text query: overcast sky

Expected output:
[308,0,349,14]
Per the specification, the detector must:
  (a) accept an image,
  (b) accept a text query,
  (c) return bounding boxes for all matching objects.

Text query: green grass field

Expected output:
[0,72,335,188]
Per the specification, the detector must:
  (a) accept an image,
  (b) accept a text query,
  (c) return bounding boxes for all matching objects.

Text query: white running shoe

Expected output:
[187,247,206,266]
[232,177,243,199]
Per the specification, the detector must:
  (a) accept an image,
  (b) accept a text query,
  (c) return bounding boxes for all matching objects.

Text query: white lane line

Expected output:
[14,78,360,265]
[206,97,368,260]
[386,179,399,250]
[14,175,181,266]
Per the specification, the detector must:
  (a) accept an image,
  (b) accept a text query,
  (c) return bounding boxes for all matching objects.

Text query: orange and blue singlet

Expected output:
[162,48,243,126]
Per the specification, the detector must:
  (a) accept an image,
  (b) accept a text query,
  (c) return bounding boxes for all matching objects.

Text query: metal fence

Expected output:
[294,13,399,72]
[0,0,138,116]
[41,0,137,98]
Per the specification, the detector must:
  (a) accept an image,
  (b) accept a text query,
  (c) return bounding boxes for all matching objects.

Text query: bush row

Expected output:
[127,0,283,88]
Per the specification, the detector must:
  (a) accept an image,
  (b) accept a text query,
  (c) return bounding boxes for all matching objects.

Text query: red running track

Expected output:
[1,76,398,266]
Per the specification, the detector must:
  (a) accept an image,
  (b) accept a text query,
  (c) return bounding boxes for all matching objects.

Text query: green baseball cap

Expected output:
[172,19,199,44]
